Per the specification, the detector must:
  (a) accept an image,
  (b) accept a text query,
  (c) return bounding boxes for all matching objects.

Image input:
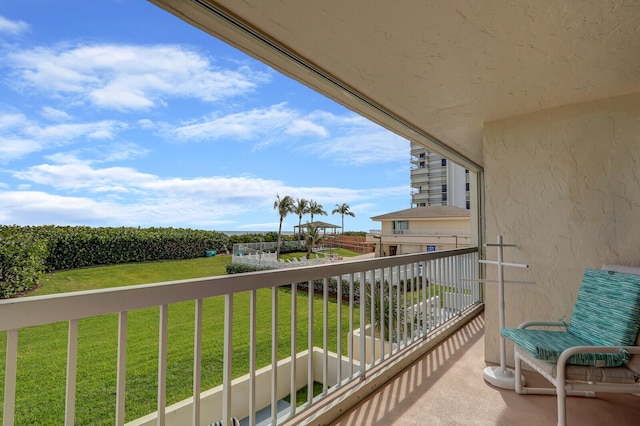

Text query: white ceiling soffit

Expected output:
[149,0,640,171]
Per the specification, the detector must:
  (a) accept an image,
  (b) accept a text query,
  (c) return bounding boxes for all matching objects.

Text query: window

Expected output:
[393,220,408,231]
[466,200,471,209]
[465,182,470,191]
[419,153,426,159]
[419,161,425,168]
[442,193,447,202]
[442,184,447,192]
[441,158,447,166]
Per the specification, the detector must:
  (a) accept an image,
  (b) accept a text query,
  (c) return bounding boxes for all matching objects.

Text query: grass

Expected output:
[0,256,360,425]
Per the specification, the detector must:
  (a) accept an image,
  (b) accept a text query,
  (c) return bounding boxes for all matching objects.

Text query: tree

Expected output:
[273,195,295,257]
[308,200,327,223]
[293,198,309,241]
[332,203,355,234]
[303,222,323,259]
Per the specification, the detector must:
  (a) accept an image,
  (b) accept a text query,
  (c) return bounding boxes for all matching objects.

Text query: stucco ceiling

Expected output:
[150,0,640,169]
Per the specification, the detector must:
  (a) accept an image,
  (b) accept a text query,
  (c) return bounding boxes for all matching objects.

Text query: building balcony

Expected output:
[1,248,482,426]
[327,313,640,426]
[3,247,639,426]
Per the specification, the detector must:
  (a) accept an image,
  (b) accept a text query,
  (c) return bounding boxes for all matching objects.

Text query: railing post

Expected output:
[193,300,202,426]
[3,329,18,426]
[359,271,366,379]
[271,287,277,425]
[65,319,78,426]
[116,311,127,426]
[290,282,297,416]
[249,290,257,426]
[307,280,314,404]
[322,277,328,395]
[223,294,233,426]
[158,305,168,426]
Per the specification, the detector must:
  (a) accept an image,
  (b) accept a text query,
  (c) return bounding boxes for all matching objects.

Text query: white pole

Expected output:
[481,235,527,390]
[497,235,507,372]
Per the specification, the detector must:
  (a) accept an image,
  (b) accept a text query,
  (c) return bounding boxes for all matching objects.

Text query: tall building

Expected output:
[410,141,470,209]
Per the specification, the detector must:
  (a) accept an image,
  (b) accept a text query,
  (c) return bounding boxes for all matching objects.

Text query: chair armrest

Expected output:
[517,320,567,330]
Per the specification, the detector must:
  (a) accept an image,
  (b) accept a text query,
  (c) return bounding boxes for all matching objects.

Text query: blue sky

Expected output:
[0,1,411,232]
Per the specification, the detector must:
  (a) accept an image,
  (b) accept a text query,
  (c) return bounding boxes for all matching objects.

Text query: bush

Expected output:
[0,225,231,272]
[0,227,48,298]
[226,263,273,274]
[343,231,366,237]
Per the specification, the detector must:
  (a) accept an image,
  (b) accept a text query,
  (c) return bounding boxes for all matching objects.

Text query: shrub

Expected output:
[226,263,273,274]
[0,225,231,272]
[0,227,48,298]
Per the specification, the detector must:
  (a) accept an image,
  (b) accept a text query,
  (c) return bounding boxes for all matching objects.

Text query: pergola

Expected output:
[293,221,341,237]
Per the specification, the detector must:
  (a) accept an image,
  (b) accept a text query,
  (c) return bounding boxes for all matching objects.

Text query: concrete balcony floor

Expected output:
[330,314,640,426]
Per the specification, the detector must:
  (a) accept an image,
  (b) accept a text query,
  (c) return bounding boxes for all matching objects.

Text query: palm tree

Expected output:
[273,194,295,257]
[332,203,355,234]
[308,200,327,223]
[303,222,323,259]
[293,198,309,242]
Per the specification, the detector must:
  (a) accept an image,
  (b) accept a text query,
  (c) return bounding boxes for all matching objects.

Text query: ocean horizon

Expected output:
[221,230,294,236]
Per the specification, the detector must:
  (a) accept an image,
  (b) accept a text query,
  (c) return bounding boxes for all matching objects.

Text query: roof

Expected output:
[295,221,341,230]
[371,206,471,221]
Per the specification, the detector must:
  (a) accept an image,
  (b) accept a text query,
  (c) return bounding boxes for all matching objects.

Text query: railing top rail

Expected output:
[0,247,477,331]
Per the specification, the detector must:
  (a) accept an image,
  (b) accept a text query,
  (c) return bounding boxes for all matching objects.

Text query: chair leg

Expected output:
[515,352,525,394]
[556,379,567,426]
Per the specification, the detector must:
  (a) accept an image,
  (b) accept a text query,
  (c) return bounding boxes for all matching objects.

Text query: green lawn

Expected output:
[0,256,359,425]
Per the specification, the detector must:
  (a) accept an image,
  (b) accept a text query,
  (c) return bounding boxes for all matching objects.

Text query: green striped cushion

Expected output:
[501,269,640,367]
[500,328,624,366]
[568,269,640,348]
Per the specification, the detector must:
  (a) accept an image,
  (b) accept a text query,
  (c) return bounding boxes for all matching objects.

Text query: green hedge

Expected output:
[225,263,274,274]
[36,226,230,271]
[0,226,48,298]
[0,225,231,298]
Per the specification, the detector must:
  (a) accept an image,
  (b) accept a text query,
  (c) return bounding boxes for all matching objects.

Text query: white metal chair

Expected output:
[501,266,640,426]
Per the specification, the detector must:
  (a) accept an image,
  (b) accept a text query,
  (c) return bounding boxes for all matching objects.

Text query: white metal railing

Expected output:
[1,247,479,426]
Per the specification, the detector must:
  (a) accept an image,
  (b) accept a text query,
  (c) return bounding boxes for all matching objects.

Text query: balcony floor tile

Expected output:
[330,313,640,426]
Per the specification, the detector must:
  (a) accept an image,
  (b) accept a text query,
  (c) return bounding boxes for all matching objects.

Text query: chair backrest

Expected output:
[568,269,640,348]
[601,265,640,373]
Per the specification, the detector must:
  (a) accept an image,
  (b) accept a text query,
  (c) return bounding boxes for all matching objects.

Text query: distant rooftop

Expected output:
[371,205,470,221]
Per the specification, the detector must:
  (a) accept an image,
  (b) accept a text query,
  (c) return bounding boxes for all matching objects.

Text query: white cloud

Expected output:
[314,131,409,165]
[0,137,41,163]
[169,103,296,142]
[285,119,329,137]
[282,111,410,165]
[6,43,270,111]
[97,142,149,162]
[0,16,29,36]
[137,119,155,129]
[41,106,72,121]
[0,112,128,161]
[6,155,407,227]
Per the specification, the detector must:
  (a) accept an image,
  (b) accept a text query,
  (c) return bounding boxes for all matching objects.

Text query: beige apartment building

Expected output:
[369,205,471,256]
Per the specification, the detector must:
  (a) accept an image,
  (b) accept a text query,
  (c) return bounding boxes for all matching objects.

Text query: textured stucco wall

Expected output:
[483,92,640,364]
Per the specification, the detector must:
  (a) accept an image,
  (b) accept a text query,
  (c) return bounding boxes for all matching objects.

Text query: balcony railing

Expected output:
[1,248,479,426]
